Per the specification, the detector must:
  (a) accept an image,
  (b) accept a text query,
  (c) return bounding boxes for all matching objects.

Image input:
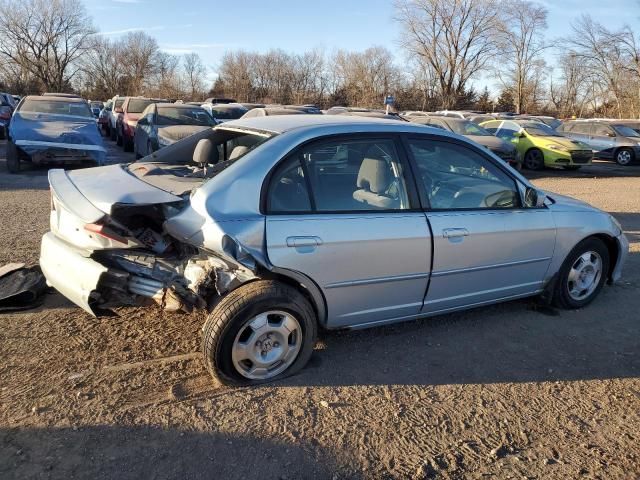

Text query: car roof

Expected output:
[223,113,450,135]
[155,102,205,109]
[24,95,87,103]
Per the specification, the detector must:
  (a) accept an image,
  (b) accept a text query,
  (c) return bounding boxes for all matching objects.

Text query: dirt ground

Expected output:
[0,138,638,480]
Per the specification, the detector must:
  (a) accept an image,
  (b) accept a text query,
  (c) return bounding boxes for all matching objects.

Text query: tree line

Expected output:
[0,0,639,118]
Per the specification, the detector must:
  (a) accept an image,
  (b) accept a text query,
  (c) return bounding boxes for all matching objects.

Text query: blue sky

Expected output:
[83,0,639,94]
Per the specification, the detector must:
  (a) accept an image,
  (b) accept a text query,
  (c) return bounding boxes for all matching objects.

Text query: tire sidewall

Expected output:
[615,148,634,166]
[525,149,544,170]
[555,238,610,309]
[205,283,316,386]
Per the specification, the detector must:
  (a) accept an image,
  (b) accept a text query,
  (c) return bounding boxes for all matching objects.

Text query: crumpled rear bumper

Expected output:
[40,232,107,314]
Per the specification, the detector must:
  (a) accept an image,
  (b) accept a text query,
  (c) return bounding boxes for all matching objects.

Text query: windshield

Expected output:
[19,99,93,118]
[128,99,156,113]
[157,107,215,126]
[613,125,640,137]
[210,107,247,120]
[522,123,562,137]
[449,120,491,136]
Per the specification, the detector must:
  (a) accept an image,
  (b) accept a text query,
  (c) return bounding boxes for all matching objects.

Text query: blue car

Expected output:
[6,95,106,173]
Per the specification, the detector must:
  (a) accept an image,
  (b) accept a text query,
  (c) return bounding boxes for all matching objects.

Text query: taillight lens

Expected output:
[84,223,128,244]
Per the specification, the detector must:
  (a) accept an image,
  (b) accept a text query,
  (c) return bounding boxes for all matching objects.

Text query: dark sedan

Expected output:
[133,103,216,158]
[408,116,521,168]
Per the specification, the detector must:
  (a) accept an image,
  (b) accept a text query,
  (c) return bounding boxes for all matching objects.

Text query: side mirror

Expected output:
[115,107,123,114]
[524,187,546,208]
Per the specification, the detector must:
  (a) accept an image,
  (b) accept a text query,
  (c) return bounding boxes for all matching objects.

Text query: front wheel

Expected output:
[615,148,634,166]
[553,237,610,309]
[6,142,21,173]
[202,280,317,386]
[524,149,545,170]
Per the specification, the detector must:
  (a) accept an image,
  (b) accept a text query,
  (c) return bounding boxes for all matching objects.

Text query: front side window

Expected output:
[408,138,520,210]
[592,124,614,137]
[268,137,411,213]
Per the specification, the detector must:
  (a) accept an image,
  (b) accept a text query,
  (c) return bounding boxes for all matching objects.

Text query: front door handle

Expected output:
[442,228,469,239]
[286,236,322,247]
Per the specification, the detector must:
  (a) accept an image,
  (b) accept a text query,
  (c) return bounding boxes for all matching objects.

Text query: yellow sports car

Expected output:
[481,119,593,170]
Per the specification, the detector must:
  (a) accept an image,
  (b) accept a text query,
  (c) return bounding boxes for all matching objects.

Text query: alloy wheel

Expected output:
[231,310,302,380]
[567,251,602,301]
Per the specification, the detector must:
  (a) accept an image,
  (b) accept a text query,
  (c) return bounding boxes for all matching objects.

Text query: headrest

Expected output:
[356,157,392,194]
[229,145,249,160]
[193,139,218,165]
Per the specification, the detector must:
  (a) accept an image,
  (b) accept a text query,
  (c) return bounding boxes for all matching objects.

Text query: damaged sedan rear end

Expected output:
[6,95,106,173]
[41,126,271,316]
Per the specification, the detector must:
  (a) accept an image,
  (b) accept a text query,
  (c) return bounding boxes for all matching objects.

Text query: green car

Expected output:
[480,119,593,170]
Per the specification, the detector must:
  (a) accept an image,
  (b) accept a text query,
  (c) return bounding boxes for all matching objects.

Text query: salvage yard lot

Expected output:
[0,139,639,479]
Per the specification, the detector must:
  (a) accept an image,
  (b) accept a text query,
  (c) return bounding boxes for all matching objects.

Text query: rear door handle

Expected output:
[442,228,469,238]
[286,236,322,247]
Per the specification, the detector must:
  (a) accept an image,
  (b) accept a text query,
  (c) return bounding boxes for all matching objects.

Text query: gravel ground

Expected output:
[0,138,638,480]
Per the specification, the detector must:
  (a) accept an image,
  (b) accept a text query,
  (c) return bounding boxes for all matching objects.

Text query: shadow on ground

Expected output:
[0,426,351,480]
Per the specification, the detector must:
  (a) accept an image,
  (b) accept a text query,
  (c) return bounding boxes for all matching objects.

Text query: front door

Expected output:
[589,123,617,158]
[265,135,432,328]
[404,136,556,314]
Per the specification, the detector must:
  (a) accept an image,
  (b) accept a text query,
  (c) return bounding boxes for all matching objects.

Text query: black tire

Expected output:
[202,280,317,386]
[6,141,20,173]
[614,147,634,166]
[523,149,545,170]
[553,237,610,309]
[123,136,133,152]
[116,127,123,147]
[110,124,116,141]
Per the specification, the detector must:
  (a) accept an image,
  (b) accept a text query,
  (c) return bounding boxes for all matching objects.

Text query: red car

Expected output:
[115,97,166,151]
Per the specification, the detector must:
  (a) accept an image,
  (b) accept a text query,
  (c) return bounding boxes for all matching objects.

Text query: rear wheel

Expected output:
[202,280,317,386]
[524,149,545,170]
[553,237,610,309]
[6,142,20,173]
[614,147,634,166]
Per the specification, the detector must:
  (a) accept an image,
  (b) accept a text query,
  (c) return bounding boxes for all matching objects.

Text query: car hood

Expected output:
[544,192,601,213]
[158,125,211,142]
[10,111,105,150]
[466,135,514,152]
[538,136,588,149]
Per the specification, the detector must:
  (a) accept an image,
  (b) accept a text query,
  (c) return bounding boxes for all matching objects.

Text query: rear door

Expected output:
[589,123,616,158]
[404,135,556,314]
[265,135,432,328]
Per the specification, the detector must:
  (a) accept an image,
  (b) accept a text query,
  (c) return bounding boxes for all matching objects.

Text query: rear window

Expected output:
[19,99,93,118]
[128,99,156,113]
[157,107,216,127]
[210,107,247,120]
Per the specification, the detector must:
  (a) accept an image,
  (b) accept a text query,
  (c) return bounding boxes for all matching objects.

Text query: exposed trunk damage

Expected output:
[41,127,273,316]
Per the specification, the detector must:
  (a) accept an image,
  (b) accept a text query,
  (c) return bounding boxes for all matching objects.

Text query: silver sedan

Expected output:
[40,115,629,385]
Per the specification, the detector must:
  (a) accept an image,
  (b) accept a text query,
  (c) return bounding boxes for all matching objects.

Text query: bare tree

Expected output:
[119,31,159,96]
[183,52,207,100]
[495,0,548,113]
[78,36,122,98]
[0,0,95,91]
[394,0,502,108]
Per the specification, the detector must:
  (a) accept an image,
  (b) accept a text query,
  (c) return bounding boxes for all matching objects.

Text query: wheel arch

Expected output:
[591,233,620,283]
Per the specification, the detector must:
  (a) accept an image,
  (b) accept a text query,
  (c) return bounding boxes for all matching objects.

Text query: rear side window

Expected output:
[267,137,411,213]
[592,124,613,136]
[568,123,591,134]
